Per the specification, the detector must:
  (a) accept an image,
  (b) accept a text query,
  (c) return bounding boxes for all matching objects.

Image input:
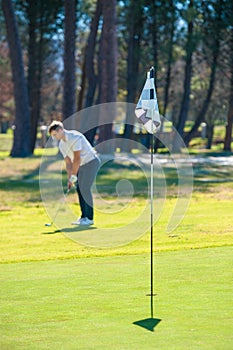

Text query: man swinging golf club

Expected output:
[48,121,100,226]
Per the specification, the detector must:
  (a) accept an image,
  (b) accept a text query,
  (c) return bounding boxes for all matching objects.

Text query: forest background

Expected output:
[0,0,232,156]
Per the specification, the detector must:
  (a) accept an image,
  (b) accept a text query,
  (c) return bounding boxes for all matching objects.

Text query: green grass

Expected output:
[1,150,233,262]
[0,132,13,152]
[0,248,232,350]
[0,193,232,263]
[0,150,233,349]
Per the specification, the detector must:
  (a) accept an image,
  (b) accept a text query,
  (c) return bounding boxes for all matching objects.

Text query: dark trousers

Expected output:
[76,157,100,220]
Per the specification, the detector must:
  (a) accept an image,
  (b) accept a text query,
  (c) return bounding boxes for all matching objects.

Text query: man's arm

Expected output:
[72,150,81,175]
[65,151,81,189]
[65,151,81,176]
[65,156,73,179]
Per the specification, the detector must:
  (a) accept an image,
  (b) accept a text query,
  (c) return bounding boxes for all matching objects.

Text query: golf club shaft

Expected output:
[49,188,70,226]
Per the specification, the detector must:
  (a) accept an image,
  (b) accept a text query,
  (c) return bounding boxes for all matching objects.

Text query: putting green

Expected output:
[1,246,232,349]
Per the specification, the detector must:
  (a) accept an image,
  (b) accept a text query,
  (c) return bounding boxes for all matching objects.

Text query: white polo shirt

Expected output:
[59,130,96,166]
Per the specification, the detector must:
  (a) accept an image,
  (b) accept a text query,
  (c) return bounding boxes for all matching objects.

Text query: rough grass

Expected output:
[0,150,233,262]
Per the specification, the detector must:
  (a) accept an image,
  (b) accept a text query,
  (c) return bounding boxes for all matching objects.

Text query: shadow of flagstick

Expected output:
[133,318,161,332]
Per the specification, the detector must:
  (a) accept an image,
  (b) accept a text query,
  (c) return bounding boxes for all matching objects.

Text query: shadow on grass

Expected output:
[62,226,97,233]
[42,229,62,234]
[133,318,161,332]
[42,226,97,234]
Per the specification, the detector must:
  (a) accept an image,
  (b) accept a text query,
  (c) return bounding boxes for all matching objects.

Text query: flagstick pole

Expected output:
[149,66,155,319]
[150,128,154,319]
[136,66,158,319]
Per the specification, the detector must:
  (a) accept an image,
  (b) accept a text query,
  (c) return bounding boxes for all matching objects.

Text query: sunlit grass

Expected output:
[0,247,232,350]
[0,152,233,262]
[0,150,232,349]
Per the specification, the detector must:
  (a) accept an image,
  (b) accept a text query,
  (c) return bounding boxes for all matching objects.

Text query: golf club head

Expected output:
[45,223,52,227]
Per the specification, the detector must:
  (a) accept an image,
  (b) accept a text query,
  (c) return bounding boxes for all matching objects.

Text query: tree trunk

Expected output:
[123,0,143,143]
[155,0,175,152]
[2,0,31,157]
[163,0,175,117]
[223,29,233,151]
[79,0,102,144]
[27,0,43,153]
[84,0,102,109]
[184,0,223,146]
[27,0,37,152]
[63,0,76,120]
[97,0,117,152]
[224,106,233,152]
[206,123,214,150]
[172,0,194,152]
[223,89,233,152]
[184,47,219,146]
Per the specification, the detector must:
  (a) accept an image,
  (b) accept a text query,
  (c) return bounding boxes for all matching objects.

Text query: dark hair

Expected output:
[48,121,63,134]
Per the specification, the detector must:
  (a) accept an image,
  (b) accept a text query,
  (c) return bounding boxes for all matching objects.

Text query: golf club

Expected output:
[45,188,70,227]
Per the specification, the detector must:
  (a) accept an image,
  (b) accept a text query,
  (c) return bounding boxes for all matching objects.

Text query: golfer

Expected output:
[48,121,100,226]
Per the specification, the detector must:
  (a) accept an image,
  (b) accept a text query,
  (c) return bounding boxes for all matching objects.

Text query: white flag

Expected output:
[135,67,161,134]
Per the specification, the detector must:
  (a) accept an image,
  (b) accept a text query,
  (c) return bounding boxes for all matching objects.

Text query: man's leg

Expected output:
[77,157,100,220]
[76,182,87,219]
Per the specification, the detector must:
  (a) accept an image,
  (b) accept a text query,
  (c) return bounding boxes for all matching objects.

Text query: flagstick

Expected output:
[150,129,154,319]
[149,67,155,319]
[136,66,159,319]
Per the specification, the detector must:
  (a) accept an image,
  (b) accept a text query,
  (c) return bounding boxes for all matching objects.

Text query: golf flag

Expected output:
[135,67,161,134]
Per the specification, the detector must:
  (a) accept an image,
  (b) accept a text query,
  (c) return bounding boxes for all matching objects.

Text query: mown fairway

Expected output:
[0,149,233,349]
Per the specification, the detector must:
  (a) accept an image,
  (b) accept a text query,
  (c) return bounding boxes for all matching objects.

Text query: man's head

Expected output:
[48,121,64,141]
